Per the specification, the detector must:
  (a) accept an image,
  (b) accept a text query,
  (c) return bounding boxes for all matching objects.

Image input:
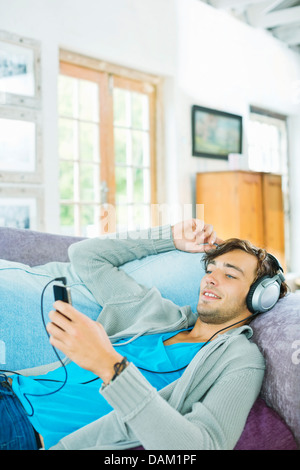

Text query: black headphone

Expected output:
[246,253,285,314]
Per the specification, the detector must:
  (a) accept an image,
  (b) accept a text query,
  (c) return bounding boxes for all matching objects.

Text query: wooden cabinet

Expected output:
[196,171,285,268]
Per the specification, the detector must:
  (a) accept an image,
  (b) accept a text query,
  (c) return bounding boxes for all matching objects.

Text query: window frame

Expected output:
[248,106,288,175]
[58,51,161,235]
[248,105,290,269]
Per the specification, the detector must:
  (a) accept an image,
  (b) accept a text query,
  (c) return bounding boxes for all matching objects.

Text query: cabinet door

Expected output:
[262,173,285,268]
[196,172,240,241]
[196,172,285,266]
[196,171,265,244]
[238,172,264,248]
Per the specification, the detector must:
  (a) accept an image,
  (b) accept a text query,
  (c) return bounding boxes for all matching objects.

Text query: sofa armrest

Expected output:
[0,227,85,266]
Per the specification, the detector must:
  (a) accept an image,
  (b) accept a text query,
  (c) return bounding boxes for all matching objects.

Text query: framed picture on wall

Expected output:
[0,186,44,231]
[0,107,42,183]
[0,30,41,108]
[192,105,243,159]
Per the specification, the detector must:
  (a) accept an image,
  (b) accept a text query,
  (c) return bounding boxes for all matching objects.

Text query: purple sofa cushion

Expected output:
[250,294,300,448]
[234,398,298,450]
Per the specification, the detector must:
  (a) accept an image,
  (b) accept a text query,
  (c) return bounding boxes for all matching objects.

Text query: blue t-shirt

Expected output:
[12,330,205,449]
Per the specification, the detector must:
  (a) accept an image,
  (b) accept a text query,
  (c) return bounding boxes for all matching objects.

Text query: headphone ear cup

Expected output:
[246,276,267,314]
[247,275,282,314]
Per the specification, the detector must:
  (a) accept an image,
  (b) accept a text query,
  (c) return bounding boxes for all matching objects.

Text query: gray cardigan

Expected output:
[49,225,265,450]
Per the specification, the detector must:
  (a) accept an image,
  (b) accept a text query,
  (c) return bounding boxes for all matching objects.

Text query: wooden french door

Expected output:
[58,61,157,236]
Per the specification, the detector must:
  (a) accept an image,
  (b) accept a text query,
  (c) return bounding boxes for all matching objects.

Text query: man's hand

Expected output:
[46,302,123,384]
[171,219,223,253]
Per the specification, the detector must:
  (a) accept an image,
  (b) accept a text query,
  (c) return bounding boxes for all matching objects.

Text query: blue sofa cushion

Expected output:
[0,250,205,371]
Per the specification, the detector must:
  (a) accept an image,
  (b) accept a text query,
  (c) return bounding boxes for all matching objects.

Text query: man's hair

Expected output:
[202,238,288,299]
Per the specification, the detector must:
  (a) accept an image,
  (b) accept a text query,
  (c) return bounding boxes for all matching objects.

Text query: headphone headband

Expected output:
[266,253,284,273]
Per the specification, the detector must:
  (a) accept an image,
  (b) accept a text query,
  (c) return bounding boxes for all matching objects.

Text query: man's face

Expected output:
[197,249,258,325]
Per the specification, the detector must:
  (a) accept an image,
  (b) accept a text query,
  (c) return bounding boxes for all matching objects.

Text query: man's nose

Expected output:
[205,271,219,285]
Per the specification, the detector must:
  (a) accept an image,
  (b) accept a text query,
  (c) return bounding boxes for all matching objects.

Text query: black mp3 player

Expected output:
[53,284,72,304]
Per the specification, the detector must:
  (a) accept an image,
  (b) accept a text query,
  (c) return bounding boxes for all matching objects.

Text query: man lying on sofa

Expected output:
[0,219,287,450]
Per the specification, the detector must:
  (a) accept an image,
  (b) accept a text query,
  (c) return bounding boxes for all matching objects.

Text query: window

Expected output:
[248,107,290,265]
[58,58,157,237]
[248,108,288,176]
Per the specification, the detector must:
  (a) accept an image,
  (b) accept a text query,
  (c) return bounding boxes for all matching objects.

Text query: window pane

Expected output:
[115,166,128,203]
[81,204,97,237]
[133,168,151,203]
[133,204,150,229]
[113,88,128,127]
[80,163,98,201]
[59,161,74,200]
[132,92,149,130]
[58,75,77,118]
[60,204,74,235]
[79,122,99,162]
[132,129,150,166]
[78,80,99,122]
[114,128,127,164]
[116,204,128,231]
[133,167,144,203]
[132,130,143,166]
[143,168,151,203]
[59,117,76,161]
[248,113,287,175]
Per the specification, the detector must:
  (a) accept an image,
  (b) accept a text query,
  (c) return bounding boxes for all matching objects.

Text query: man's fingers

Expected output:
[53,301,89,323]
[193,219,205,232]
[49,333,68,357]
[207,230,217,245]
[195,225,215,246]
[53,300,74,319]
[194,223,224,249]
[202,237,225,251]
[201,225,224,246]
[48,309,72,332]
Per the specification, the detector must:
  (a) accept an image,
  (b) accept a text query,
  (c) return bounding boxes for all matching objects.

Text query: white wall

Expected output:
[0,0,300,266]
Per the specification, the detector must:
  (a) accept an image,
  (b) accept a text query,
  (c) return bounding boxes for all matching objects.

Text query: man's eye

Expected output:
[226,274,236,279]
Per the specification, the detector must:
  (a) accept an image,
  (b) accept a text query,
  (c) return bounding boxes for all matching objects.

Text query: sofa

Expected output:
[0,226,299,450]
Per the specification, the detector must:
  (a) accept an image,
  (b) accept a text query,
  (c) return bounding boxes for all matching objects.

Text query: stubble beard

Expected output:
[197,299,247,325]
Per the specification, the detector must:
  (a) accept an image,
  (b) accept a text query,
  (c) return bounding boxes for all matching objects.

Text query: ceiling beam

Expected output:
[252,0,286,15]
[252,5,300,28]
[246,1,288,26]
[272,23,300,45]
[208,0,268,10]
